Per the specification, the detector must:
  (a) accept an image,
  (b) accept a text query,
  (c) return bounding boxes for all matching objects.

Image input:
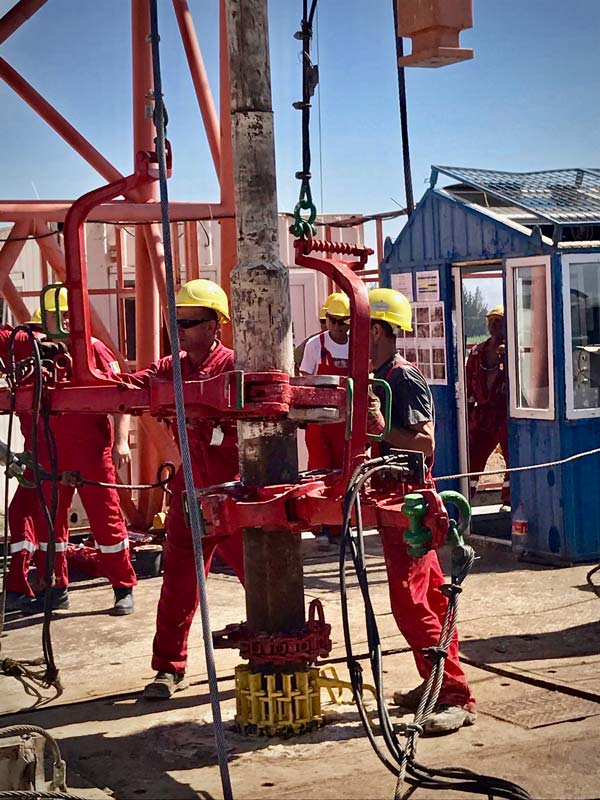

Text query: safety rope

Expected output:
[291,0,320,238]
[434,445,600,484]
[147,2,232,798]
[58,462,175,493]
[340,454,531,800]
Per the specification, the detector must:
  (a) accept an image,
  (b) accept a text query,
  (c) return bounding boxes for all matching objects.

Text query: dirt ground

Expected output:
[1,535,599,800]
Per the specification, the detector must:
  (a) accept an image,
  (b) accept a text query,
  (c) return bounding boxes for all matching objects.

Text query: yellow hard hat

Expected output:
[369,287,413,333]
[319,303,328,321]
[324,292,350,318]
[486,305,504,318]
[175,279,230,322]
[41,285,68,313]
[27,308,42,325]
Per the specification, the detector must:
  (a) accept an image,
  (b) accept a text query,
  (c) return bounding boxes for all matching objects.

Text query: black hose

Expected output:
[339,455,531,799]
[5,328,60,688]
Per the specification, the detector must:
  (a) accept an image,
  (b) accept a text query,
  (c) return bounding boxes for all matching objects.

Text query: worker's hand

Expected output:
[367,385,385,436]
[112,439,131,472]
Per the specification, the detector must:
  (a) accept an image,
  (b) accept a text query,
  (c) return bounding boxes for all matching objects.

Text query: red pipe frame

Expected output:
[0,0,233,525]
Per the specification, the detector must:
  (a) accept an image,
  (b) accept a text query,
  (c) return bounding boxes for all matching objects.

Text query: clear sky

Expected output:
[2,0,600,247]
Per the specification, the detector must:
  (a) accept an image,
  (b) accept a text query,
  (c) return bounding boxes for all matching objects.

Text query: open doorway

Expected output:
[454,264,511,538]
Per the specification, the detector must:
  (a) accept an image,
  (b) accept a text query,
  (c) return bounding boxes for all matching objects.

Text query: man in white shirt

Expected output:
[300,292,350,470]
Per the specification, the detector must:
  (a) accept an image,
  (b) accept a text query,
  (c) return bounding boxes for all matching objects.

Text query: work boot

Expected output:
[421,705,477,736]
[143,671,188,700]
[393,682,427,711]
[3,591,26,612]
[20,587,69,615]
[112,587,134,616]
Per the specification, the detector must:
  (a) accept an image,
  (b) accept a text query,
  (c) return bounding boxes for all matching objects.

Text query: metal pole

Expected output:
[218,0,237,349]
[0,200,235,224]
[0,0,47,46]
[0,221,32,291]
[226,0,304,635]
[391,1,414,215]
[132,0,162,524]
[172,0,221,176]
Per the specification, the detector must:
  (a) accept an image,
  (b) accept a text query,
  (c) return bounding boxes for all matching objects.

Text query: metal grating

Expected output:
[433,166,600,225]
[478,688,600,729]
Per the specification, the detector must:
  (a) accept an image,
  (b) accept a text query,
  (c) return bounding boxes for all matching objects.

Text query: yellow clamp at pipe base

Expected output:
[234,664,379,736]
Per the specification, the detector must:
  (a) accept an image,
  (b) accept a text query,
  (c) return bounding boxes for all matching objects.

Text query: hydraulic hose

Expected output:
[339,454,531,799]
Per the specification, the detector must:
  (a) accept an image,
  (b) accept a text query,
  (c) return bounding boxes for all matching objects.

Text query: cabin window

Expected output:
[506,256,555,419]
[562,254,600,418]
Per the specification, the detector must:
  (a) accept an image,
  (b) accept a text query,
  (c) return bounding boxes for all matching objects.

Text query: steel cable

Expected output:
[148,2,233,798]
[434,445,600,483]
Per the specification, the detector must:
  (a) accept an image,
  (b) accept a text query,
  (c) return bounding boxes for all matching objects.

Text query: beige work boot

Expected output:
[392,682,427,711]
[143,671,188,700]
[421,705,477,736]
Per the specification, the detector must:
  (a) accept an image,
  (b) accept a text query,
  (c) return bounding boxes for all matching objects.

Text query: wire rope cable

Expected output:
[147,2,233,798]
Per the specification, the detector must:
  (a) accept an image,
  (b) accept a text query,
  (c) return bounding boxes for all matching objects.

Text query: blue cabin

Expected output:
[380,166,600,563]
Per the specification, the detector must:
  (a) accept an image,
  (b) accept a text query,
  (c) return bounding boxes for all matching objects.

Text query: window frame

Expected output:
[505,255,555,420]
[562,252,600,420]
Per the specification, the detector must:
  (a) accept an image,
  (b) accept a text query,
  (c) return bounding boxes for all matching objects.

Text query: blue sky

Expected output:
[2,0,600,246]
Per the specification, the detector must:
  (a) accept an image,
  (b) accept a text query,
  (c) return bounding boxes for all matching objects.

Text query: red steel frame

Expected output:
[0,0,236,526]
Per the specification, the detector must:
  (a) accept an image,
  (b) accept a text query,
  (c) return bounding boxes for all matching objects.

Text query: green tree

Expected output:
[463,286,488,339]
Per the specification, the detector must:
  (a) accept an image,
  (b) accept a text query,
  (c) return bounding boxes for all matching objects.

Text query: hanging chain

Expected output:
[291,0,320,239]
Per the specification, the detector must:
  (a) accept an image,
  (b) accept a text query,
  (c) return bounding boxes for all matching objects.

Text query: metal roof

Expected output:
[431,166,600,226]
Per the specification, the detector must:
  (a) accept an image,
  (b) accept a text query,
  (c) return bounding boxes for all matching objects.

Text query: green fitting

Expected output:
[401,493,431,558]
[438,490,471,548]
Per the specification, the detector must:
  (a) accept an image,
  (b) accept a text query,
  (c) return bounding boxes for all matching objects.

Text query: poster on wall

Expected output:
[416,270,440,303]
[391,272,414,302]
[397,301,447,385]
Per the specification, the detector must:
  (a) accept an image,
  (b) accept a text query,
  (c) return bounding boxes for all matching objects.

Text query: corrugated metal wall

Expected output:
[379,188,600,562]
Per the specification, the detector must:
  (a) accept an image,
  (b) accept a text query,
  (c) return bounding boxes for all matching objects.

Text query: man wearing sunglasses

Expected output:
[132,278,243,700]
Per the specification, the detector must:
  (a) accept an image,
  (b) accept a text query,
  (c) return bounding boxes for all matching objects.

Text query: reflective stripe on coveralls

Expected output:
[2,333,137,593]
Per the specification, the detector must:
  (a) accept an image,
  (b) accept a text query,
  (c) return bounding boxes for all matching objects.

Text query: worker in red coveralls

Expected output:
[136,279,242,700]
[367,287,476,735]
[2,287,136,616]
[299,292,350,470]
[300,292,350,541]
[465,305,510,510]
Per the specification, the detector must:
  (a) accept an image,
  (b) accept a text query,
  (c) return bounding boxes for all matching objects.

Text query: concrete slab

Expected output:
[2,536,599,798]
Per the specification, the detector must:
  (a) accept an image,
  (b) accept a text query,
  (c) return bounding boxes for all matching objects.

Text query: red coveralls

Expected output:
[373,355,475,711]
[2,330,136,594]
[132,342,243,675]
[305,332,348,471]
[465,339,509,503]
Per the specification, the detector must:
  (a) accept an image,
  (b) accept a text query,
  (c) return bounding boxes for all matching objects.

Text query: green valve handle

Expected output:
[41,283,69,340]
[401,493,432,558]
[233,370,245,409]
[367,378,392,441]
[439,490,471,546]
